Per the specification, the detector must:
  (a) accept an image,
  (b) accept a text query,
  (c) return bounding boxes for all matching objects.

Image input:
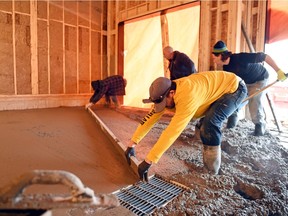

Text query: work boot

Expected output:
[202,145,221,175]
[226,113,239,128]
[254,123,266,136]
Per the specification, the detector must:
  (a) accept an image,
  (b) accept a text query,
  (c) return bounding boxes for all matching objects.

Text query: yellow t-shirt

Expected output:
[132,71,240,163]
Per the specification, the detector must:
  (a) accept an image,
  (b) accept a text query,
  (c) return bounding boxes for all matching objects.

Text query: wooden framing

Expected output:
[241,0,267,52]
[0,0,268,111]
[0,0,106,110]
[198,0,266,71]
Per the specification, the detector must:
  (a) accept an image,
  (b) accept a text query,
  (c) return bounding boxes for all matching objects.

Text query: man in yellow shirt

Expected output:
[125,71,247,180]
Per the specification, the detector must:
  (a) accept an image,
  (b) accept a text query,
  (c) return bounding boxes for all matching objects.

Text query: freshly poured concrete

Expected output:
[0,107,137,203]
[1,106,287,215]
[92,106,288,215]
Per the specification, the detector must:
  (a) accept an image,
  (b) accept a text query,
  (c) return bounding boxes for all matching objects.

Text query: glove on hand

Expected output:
[85,102,94,109]
[124,147,135,165]
[138,160,152,182]
[277,69,287,81]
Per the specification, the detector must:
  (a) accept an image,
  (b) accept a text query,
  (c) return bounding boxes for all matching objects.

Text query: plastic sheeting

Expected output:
[266,0,288,44]
[166,6,199,71]
[123,5,200,108]
[124,16,163,108]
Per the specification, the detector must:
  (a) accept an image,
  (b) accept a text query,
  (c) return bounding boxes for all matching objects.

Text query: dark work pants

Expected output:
[200,81,247,146]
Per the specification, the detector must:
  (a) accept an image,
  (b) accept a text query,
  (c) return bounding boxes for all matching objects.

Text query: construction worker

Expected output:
[125,71,247,180]
[85,75,127,109]
[212,40,287,136]
[163,46,197,80]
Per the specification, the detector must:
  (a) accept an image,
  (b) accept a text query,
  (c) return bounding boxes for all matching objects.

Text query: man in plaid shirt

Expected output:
[85,75,127,109]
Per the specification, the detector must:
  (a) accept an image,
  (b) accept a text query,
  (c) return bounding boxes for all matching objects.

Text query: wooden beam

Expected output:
[198,1,212,71]
[227,1,241,53]
[160,12,169,77]
[255,0,267,51]
[117,22,124,77]
[12,0,17,94]
[30,0,38,95]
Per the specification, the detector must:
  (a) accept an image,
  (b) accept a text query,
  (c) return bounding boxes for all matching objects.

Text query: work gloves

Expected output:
[85,102,94,110]
[125,147,152,182]
[277,69,288,81]
[138,160,152,182]
[124,147,135,165]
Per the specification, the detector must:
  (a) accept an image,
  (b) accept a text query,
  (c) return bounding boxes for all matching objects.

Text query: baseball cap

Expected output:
[142,77,172,113]
[212,40,228,54]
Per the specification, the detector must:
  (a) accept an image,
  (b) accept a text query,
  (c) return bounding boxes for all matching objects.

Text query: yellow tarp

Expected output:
[123,5,200,108]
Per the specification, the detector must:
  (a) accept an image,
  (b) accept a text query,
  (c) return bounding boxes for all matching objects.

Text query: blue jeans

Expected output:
[200,81,247,146]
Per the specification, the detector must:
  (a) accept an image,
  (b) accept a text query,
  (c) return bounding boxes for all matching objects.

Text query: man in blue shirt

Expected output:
[163,46,197,80]
[212,40,287,136]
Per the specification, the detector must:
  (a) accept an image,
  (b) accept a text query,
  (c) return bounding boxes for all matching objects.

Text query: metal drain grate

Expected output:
[114,175,187,216]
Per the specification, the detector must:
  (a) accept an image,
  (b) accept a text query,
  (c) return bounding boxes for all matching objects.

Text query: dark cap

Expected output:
[142,77,171,113]
[212,40,228,54]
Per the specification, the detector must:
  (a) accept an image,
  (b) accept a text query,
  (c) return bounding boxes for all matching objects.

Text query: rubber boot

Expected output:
[226,113,239,128]
[202,145,221,175]
[254,123,266,136]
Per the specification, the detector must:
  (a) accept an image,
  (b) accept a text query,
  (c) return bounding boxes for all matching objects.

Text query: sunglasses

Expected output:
[150,88,170,104]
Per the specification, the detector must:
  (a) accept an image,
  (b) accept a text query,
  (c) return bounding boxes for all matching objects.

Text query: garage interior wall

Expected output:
[0,0,107,111]
[0,1,272,111]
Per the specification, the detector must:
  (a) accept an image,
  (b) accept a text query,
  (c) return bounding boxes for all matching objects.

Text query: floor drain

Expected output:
[114,175,187,216]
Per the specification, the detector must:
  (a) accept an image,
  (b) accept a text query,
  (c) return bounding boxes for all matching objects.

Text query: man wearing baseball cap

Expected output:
[212,40,287,136]
[125,71,247,180]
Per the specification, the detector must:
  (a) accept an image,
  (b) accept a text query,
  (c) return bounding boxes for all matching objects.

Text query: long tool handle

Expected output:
[242,80,279,103]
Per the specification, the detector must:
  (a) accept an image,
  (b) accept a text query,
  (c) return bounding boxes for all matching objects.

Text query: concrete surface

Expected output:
[0,107,138,215]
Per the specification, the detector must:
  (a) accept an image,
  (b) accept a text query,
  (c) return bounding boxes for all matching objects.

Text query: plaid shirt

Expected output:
[90,75,126,103]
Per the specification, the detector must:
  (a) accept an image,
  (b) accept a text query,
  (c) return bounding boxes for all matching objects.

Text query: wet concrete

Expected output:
[93,106,288,215]
[1,106,287,215]
[91,107,191,178]
[0,107,137,214]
